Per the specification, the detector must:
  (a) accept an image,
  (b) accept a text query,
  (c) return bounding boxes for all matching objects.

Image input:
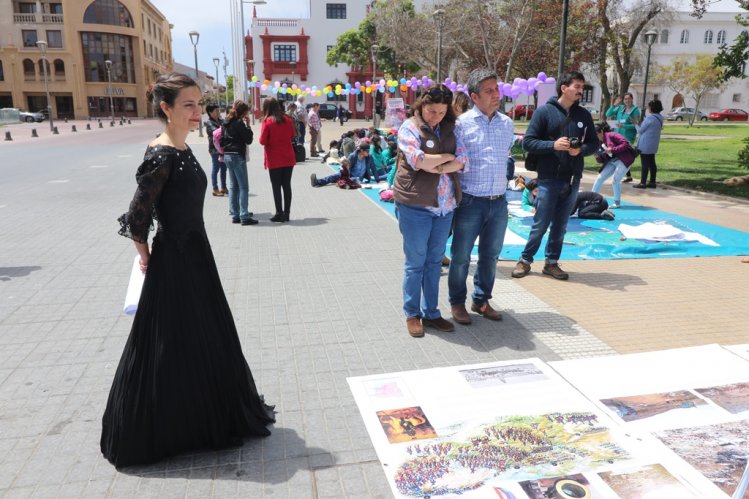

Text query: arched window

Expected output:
[660,29,669,44]
[23,58,35,80]
[717,29,727,45]
[680,29,689,44]
[83,0,133,27]
[704,30,713,44]
[54,59,65,79]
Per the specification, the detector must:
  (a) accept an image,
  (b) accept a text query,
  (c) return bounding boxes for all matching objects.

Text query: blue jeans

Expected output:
[592,157,628,204]
[448,194,508,306]
[316,172,341,186]
[224,153,251,221]
[210,151,227,190]
[520,178,580,264]
[396,203,453,320]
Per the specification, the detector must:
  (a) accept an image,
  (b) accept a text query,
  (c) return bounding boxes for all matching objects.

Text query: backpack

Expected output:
[218,124,231,149]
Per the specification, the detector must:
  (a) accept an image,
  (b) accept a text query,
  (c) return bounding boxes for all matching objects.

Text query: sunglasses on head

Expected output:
[427,87,453,102]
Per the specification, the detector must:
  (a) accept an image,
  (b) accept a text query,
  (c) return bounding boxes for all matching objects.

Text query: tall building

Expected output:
[0,0,173,119]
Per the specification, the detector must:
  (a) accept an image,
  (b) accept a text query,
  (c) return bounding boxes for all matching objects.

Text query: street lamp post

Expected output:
[188,30,204,137]
[641,29,659,112]
[36,40,54,132]
[432,9,445,83]
[558,0,570,78]
[213,57,221,111]
[247,59,255,124]
[371,44,379,128]
[104,60,115,125]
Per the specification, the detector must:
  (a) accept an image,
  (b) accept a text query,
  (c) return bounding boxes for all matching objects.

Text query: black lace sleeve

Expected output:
[117,147,172,243]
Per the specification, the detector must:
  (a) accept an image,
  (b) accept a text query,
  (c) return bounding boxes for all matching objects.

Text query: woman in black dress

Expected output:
[101,73,274,468]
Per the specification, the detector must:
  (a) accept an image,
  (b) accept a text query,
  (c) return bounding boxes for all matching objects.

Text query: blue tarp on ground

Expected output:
[355,183,749,260]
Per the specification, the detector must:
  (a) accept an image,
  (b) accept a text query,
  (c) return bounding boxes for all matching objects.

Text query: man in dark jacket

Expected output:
[512,71,598,280]
[205,105,227,197]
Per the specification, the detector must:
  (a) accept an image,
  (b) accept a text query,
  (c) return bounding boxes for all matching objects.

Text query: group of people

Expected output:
[390,69,597,339]
[204,97,299,225]
[590,93,665,209]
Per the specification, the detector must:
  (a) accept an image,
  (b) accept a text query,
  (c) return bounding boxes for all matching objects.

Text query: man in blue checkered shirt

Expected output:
[448,68,515,326]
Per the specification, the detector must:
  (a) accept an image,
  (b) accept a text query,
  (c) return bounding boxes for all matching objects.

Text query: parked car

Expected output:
[665,107,708,121]
[507,104,535,119]
[708,108,749,121]
[306,103,352,121]
[583,106,600,121]
[19,110,46,123]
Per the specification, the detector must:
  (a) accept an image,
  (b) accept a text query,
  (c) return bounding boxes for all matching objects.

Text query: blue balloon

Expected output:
[327,91,334,97]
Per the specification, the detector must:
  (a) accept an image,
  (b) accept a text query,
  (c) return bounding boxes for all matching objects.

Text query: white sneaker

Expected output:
[610,201,621,209]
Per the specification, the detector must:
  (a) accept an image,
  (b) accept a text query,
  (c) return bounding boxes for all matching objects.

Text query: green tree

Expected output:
[656,55,724,126]
[225,75,235,105]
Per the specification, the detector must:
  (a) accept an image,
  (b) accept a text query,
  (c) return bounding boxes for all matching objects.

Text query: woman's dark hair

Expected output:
[146,72,198,124]
[413,83,456,124]
[648,99,664,114]
[226,100,249,122]
[262,98,286,124]
[526,178,538,191]
[595,122,611,134]
[371,135,382,153]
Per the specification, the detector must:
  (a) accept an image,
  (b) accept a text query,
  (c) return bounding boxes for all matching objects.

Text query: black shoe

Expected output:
[282,212,290,222]
[310,173,319,187]
[633,183,647,189]
[622,176,633,183]
[270,213,284,223]
[646,183,657,188]
[241,218,259,225]
[232,217,240,224]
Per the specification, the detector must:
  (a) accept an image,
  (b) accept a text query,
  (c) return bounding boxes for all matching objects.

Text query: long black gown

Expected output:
[101,144,274,468]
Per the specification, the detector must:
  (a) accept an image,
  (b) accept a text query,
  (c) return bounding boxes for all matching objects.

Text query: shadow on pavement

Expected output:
[0,266,42,281]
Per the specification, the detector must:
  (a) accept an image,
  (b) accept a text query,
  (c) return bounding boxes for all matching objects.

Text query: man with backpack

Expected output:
[205,105,227,197]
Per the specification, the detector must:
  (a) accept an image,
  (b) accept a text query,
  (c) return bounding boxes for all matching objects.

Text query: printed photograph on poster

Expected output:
[694,381,749,414]
[392,412,632,497]
[518,473,602,498]
[656,419,749,497]
[377,406,437,444]
[460,363,548,388]
[598,463,700,497]
[599,390,708,423]
[364,377,413,403]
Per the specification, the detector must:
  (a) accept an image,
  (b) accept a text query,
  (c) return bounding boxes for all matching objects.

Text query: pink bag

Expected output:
[212,127,224,161]
[379,189,394,202]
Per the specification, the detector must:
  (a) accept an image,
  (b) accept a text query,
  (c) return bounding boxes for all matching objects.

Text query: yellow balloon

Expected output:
[366,87,372,94]
[251,75,258,82]
[335,88,341,95]
[335,84,342,90]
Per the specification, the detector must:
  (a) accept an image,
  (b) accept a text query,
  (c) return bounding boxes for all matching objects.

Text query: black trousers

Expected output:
[268,166,294,215]
[640,153,657,184]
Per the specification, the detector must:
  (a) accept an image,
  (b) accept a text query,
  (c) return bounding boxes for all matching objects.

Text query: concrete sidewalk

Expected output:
[0,119,747,498]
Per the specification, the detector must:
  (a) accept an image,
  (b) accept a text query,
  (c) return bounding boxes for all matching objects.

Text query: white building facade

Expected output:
[588,11,749,115]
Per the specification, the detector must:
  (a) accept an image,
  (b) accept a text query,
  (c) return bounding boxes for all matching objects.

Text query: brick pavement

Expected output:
[0,119,746,498]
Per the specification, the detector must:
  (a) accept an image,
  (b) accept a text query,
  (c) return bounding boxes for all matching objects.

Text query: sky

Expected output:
[154,0,745,79]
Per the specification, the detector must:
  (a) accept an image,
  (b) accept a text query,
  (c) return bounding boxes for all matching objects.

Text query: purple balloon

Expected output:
[546,77,556,85]
[445,77,452,85]
[528,77,538,87]
[502,83,512,94]
[365,80,371,87]
[537,72,547,82]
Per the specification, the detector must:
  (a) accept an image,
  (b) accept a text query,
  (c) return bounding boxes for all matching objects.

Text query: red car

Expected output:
[708,108,749,121]
[507,104,535,119]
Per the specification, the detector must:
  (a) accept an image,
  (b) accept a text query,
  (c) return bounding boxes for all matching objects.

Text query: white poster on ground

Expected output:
[550,344,749,497]
[347,358,696,498]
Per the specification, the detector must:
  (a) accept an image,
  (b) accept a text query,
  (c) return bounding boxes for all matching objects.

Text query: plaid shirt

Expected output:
[455,107,515,197]
[308,110,321,131]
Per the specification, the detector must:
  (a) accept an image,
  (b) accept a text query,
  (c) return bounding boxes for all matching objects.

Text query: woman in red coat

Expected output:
[259,98,297,222]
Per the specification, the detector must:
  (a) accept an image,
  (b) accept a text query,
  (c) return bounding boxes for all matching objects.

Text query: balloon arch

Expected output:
[248,72,556,100]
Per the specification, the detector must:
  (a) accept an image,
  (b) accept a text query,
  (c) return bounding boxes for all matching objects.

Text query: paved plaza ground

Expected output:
[0,117,748,497]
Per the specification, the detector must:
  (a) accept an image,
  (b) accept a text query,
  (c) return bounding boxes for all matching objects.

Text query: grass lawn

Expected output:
[512,121,749,200]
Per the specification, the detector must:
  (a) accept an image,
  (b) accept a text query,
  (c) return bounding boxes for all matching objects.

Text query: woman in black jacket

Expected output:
[222,101,257,225]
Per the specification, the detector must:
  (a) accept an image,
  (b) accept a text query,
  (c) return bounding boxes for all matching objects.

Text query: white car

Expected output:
[19,110,46,123]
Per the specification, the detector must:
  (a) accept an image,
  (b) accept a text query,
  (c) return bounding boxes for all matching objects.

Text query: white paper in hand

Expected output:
[123,255,145,315]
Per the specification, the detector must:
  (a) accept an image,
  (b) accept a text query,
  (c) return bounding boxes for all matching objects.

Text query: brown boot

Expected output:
[542,263,569,280]
[406,317,424,337]
[451,305,472,325]
[422,316,455,332]
[471,302,502,321]
[212,188,223,196]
